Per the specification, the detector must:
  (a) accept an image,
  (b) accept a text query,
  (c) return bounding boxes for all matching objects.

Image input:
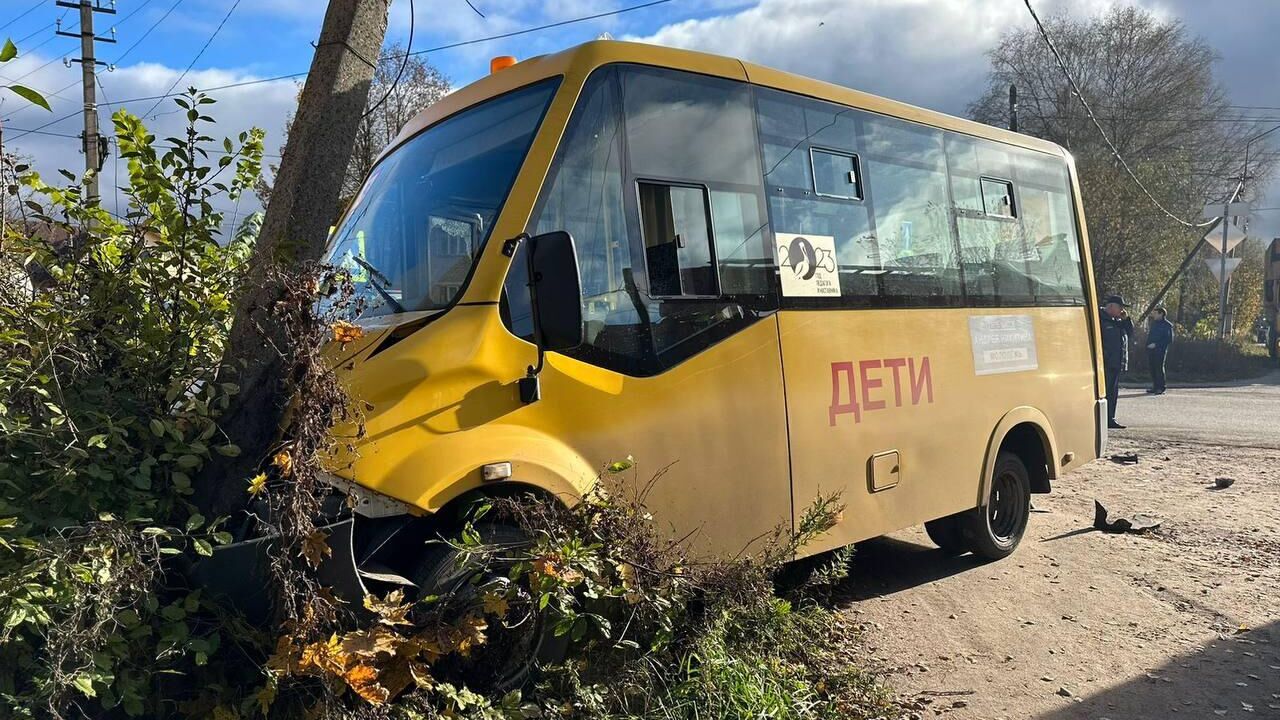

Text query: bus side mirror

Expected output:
[528,230,584,353]
[517,230,583,404]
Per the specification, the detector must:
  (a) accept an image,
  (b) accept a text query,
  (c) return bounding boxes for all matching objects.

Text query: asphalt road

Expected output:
[1113,369,1280,448]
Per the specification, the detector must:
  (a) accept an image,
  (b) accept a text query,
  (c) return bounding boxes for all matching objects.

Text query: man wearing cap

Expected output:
[1100,295,1134,429]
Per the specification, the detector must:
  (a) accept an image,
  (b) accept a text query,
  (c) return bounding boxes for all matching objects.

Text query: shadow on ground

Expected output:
[829,536,989,602]
[1034,620,1280,719]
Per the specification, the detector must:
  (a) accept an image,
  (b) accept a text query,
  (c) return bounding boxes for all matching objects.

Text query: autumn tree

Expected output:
[968,6,1276,313]
[257,42,450,207]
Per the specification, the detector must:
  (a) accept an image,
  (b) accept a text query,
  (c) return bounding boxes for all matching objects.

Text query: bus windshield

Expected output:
[325,79,558,317]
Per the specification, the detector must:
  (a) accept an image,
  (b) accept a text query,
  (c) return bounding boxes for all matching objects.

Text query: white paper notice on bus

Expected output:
[776,233,839,297]
[969,315,1039,375]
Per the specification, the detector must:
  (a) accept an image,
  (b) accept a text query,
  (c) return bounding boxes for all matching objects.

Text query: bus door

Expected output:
[507,64,795,557]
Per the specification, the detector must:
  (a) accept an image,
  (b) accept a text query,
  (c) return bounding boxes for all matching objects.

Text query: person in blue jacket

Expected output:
[1146,306,1175,395]
[1099,295,1134,429]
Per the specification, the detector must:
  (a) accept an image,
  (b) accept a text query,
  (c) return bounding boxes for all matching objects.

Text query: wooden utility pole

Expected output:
[56,0,115,206]
[196,0,392,515]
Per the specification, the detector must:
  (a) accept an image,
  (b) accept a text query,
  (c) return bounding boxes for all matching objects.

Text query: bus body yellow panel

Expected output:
[319,38,1106,565]
[340,304,793,556]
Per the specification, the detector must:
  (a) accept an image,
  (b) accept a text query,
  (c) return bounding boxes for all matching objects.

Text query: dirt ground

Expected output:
[842,436,1280,720]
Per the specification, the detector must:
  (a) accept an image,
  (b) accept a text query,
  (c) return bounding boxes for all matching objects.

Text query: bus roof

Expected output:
[383,39,1069,164]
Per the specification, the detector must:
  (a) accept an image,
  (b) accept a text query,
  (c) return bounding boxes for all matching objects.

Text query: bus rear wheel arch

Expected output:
[926,450,1032,561]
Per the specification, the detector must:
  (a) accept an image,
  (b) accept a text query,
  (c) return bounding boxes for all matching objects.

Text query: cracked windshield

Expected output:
[324,79,558,318]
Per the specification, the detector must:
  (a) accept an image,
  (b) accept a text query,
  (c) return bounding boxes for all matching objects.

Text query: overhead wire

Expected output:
[34,0,184,106]
[94,72,122,214]
[362,0,414,120]
[8,0,674,140]
[5,123,282,157]
[112,0,184,67]
[405,0,670,58]
[13,21,54,46]
[0,0,45,34]
[1022,0,1223,228]
[141,0,240,119]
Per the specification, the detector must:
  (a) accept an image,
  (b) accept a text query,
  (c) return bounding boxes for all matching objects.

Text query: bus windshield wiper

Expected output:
[351,255,407,314]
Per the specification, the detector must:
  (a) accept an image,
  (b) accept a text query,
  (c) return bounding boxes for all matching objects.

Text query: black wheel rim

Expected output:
[988,469,1026,542]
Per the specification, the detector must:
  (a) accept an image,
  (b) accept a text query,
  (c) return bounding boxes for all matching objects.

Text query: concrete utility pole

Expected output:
[196,0,392,515]
[56,0,115,206]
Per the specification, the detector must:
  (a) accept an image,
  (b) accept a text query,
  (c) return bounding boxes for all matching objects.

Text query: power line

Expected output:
[112,0,182,67]
[1022,0,1218,229]
[116,0,160,26]
[5,122,282,158]
[9,0,675,139]
[0,32,73,87]
[14,21,54,45]
[406,0,671,58]
[0,0,45,33]
[363,0,414,120]
[141,0,240,119]
[21,0,176,105]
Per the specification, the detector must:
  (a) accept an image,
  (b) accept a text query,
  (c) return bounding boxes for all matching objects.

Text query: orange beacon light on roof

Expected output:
[490,55,517,73]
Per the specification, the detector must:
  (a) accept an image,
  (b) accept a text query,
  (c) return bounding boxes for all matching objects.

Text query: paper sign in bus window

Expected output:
[777,232,839,297]
[969,314,1038,375]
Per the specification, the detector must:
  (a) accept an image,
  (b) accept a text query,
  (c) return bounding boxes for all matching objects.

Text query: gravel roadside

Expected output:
[841,436,1280,720]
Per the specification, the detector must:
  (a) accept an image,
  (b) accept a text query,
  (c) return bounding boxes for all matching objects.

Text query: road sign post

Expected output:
[1204,203,1251,340]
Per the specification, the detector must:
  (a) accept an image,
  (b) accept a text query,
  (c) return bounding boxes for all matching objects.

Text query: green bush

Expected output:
[0,93,264,717]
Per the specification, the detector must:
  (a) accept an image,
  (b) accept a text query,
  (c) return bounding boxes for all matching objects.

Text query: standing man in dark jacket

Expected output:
[1146,306,1175,395]
[1099,295,1134,429]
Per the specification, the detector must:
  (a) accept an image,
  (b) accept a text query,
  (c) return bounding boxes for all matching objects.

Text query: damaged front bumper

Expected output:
[188,474,421,623]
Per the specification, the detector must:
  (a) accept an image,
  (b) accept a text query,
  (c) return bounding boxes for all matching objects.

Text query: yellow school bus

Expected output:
[314,40,1105,617]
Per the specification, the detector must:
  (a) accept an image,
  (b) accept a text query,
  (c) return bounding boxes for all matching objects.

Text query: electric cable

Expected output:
[1023,0,1219,228]
[141,0,240,119]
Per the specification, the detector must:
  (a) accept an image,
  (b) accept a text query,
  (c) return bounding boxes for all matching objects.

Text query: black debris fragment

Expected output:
[1093,500,1162,534]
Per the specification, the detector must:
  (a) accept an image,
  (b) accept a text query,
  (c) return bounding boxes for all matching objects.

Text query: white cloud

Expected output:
[626,0,1143,116]
[3,54,298,234]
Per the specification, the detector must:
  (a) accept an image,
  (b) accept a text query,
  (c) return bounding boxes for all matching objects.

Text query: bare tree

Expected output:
[969,6,1276,310]
[257,43,450,208]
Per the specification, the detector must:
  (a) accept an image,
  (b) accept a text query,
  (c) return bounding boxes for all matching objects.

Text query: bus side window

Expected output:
[637,181,718,297]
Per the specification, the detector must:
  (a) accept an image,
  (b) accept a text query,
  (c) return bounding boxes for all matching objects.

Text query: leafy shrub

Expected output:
[0,92,264,717]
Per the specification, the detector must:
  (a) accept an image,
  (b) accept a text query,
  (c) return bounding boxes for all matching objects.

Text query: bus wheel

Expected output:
[411,522,566,693]
[924,514,967,555]
[962,451,1031,560]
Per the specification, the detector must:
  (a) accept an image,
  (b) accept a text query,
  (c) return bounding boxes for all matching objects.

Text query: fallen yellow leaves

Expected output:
[301,529,331,568]
[364,589,413,627]
[271,450,293,477]
[331,320,364,344]
[265,591,497,706]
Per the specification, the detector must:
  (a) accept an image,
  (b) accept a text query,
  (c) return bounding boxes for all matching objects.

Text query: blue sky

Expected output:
[1,0,1278,241]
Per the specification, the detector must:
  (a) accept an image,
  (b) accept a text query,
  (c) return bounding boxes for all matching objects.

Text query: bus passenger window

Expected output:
[981,178,1016,218]
[638,182,717,297]
[811,148,861,200]
[860,115,961,302]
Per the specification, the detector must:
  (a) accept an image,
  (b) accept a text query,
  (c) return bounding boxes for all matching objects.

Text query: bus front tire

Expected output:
[411,522,566,693]
[961,451,1031,560]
